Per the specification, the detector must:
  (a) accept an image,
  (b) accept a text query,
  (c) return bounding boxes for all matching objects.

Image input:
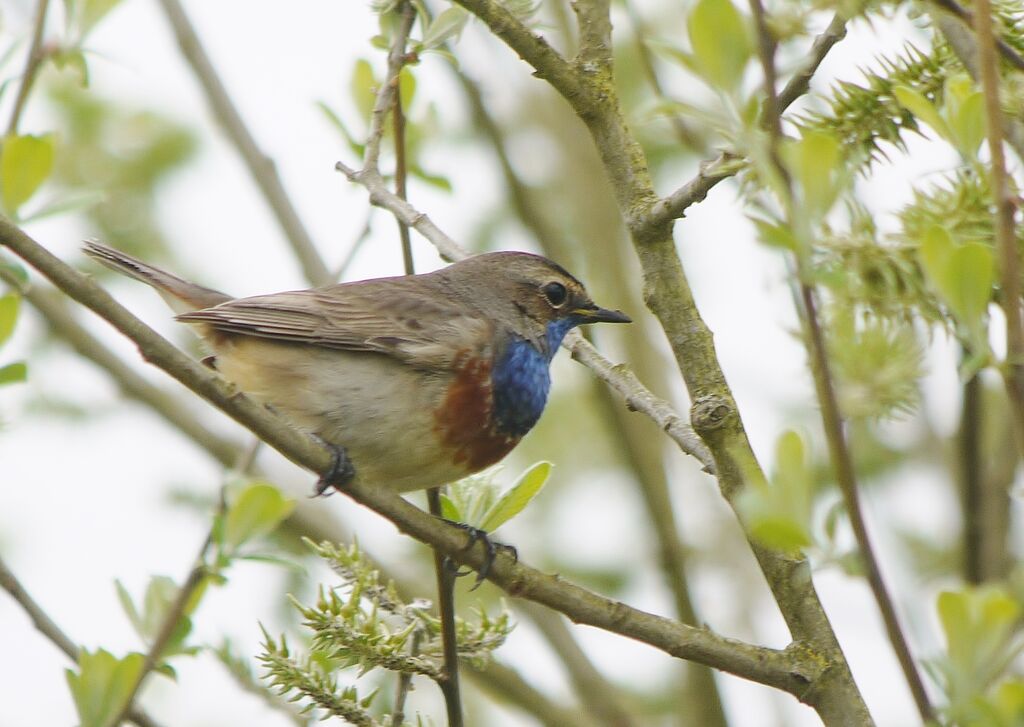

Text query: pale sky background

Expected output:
[0,0,989,725]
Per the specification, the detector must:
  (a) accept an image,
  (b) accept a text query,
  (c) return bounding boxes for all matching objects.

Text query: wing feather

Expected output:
[176,280,491,369]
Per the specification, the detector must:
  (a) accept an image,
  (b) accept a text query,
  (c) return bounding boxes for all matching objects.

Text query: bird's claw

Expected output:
[443,520,517,589]
[312,438,356,497]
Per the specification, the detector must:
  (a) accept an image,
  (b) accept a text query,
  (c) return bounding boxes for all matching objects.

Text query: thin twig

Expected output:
[637,12,848,235]
[747,0,931,718]
[623,0,705,151]
[110,504,222,727]
[390,629,422,726]
[6,0,51,135]
[0,219,819,695]
[333,158,715,472]
[0,554,163,727]
[973,0,1024,461]
[451,59,711,723]
[801,287,934,722]
[520,603,635,727]
[468,659,595,727]
[154,0,331,286]
[960,366,988,582]
[929,0,1024,70]
[380,4,463,723]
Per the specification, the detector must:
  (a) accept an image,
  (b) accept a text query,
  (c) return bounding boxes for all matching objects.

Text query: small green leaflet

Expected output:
[478,461,552,532]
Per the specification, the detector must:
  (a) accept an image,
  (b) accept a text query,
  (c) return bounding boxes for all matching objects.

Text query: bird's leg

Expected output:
[442,520,518,589]
[312,438,356,497]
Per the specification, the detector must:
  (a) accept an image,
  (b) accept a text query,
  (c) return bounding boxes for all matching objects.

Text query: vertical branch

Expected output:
[379,4,463,724]
[960,367,986,583]
[799,286,934,722]
[973,0,1024,456]
[6,0,52,135]
[748,0,934,720]
[155,0,331,286]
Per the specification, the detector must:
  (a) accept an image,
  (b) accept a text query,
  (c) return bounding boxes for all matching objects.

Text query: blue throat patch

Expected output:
[492,317,579,437]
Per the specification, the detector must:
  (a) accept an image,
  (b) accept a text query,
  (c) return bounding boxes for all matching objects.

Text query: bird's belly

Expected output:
[213,338,493,492]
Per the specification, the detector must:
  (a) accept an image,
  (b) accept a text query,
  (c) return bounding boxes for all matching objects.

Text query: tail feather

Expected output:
[83,241,231,314]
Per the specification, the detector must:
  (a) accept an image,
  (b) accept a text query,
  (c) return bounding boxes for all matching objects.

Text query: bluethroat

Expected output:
[83,241,630,496]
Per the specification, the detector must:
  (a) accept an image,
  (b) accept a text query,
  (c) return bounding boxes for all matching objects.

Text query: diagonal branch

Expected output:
[154,0,331,286]
[973,0,1024,472]
[7,0,51,135]
[1,263,593,724]
[0,218,817,695]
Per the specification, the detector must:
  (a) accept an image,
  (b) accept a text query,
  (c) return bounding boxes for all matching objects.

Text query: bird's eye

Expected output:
[541,282,568,307]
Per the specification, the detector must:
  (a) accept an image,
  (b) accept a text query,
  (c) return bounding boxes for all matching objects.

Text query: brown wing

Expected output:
[176,277,491,369]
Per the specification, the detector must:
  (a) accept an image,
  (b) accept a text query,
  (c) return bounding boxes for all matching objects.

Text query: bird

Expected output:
[83,241,631,498]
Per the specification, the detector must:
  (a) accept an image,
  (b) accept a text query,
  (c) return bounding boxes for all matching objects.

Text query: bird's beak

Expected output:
[574,305,632,324]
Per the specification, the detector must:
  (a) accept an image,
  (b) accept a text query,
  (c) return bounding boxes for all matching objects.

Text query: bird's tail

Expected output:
[83,241,231,314]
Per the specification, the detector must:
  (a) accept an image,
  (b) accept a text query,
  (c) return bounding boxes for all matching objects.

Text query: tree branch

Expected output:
[928,0,1024,70]
[6,0,51,135]
[0,219,819,696]
[636,12,848,235]
[747,0,930,717]
[973,0,1024,461]
[0,264,594,723]
[520,603,635,727]
[448,0,872,722]
[334,157,715,472]
[154,0,332,286]
[468,659,596,727]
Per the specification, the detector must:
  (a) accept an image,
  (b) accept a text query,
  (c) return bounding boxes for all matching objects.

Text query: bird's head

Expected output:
[445,252,631,354]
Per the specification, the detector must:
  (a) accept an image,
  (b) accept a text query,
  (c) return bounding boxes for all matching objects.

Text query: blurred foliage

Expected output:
[45,75,198,261]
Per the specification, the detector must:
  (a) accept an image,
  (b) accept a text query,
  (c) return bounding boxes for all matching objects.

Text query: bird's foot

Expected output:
[312,438,356,497]
[442,520,517,589]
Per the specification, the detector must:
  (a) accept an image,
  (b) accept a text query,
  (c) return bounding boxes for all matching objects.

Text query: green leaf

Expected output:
[0,361,26,385]
[440,493,461,522]
[80,0,124,36]
[918,225,954,291]
[736,430,815,555]
[936,587,1023,712]
[479,461,552,532]
[944,242,993,332]
[786,130,842,218]
[65,649,145,727]
[141,575,180,639]
[114,579,145,639]
[51,48,90,87]
[398,68,416,113]
[0,293,19,345]
[893,86,952,143]
[751,217,798,251]
[687,0,751,92]
[1,134,55,217]
[223,483,295,552]
[420,6,469,50]
[949,91,985,160]
[747,514,813,553]
[315,101,365,158]
[350,59,377,122]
